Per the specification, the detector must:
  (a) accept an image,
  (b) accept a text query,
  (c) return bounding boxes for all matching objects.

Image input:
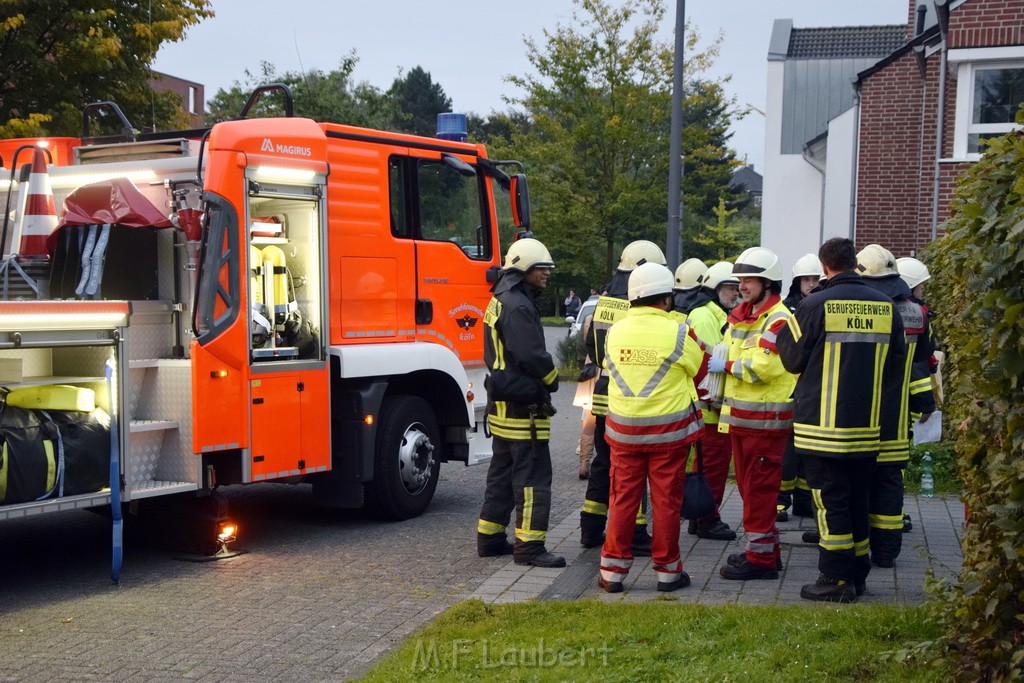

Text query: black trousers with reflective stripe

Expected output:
[803,454,875,583]
[479,436,552,549]
[581,416,611,528]
[778,431,812,514]
[869,461,906,561]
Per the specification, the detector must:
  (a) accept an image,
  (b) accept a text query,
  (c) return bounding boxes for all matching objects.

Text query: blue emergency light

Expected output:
[436,113,468,142]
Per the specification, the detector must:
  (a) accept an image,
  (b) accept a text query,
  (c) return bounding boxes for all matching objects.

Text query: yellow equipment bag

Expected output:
[6,384,95,412]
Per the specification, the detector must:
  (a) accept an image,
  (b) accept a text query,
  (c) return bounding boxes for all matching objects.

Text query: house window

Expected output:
[967,65,1024,153]
[952,50,1024,160]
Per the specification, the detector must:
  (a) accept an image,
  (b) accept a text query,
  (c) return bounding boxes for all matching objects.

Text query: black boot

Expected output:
[514,541,566,568]
[631,525,652,556]
[686,518,698,535]
[695,518,737,541]
[802,529,820,544]
[728,552,782,571]
[800,574,858,603]
[656,572,691,592]
[719,556,779,580]
[580,512,606,548]
[477,533,513,558]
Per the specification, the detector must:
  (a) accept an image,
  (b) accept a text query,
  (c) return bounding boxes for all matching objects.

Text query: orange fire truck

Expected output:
[0,86,531,571]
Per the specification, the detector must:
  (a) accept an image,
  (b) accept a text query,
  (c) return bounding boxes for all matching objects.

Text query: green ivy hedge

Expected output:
[924,115,1024,679]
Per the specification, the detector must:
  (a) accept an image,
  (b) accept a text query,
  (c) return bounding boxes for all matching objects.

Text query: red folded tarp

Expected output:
[48,177,173,253]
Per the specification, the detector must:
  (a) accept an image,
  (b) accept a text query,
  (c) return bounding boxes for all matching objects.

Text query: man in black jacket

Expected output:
[776,238,906,602]
[477,238,564,568]
[857,244,935,568]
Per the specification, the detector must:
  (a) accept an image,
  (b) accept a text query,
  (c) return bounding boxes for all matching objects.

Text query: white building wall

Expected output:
[761,60,825,278]
[821,106,858,245]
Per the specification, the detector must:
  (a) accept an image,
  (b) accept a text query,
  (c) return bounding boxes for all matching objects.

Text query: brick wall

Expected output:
[148,71,205,127]
[949,0,1024,48]
[856,0,1022,257]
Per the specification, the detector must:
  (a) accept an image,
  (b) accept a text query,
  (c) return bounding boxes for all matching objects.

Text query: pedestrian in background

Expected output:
[564,289,582,319]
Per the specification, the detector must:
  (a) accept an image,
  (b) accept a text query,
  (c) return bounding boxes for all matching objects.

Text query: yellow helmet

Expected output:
[896,257,931,289]
[503,238,555,272]
[628,262,674,302]
[674,258,707,290]
[617,240,667,272]
[856,244,898,278]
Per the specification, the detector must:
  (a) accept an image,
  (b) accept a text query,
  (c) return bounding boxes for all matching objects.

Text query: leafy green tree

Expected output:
[692,196,740,261]
[387,66,452,137]
[0,0,213,138]
[490,0,742,290]
[206,55,393,129]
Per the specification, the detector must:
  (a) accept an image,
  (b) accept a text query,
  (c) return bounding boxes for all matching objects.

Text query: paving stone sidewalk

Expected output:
[470,487,964,605]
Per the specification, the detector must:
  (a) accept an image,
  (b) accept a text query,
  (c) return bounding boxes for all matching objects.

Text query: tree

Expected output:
[387,66,452,137]
[0,0,213,138]
[491,0,742,290]
[692,197,740,261]
[206,56,393,130]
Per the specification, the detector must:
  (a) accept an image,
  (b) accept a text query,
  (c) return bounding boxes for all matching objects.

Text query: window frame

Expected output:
[950,47,1024,161]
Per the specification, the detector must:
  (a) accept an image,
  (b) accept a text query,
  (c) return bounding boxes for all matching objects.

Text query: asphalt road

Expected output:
[0,326,584,681]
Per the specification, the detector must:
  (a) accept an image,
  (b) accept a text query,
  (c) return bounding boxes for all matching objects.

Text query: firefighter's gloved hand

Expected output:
[577,363,598,381]
[545,376,559,394]
[708,357,727,373]
[539,402,557,418]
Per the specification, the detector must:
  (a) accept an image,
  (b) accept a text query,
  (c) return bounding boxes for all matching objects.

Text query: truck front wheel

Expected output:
[363,395,441,520]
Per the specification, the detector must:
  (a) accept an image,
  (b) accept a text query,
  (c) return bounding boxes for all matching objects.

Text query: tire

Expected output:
[363,395,441,521]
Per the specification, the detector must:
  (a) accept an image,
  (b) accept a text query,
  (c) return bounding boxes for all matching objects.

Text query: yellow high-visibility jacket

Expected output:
[603,307,707,452]
[719,295,797,435]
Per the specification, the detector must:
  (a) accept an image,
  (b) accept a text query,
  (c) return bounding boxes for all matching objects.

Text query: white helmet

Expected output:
[732,247,783,282]
[503,238,554,272]
[897,257,931,289]
[617,240,667,272]
[792,253,823,278]
[674,258,707,290]
[700,261,739,290]
[628,262,674,302]
[856,244,898,278]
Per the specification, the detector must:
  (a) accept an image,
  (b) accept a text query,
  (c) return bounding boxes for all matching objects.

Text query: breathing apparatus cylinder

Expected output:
[250,245,270,346]
[260,245,291,325]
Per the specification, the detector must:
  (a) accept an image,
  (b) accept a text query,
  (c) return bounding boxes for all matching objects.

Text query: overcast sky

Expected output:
[153,1,908,171]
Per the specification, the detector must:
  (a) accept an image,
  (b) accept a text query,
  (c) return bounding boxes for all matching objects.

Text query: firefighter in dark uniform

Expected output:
[777,237,906,602]
[857,244,935,568]
[672,257,709,315]
[579,240,665,553]
[477,238,564,568]
[777,253,822,521]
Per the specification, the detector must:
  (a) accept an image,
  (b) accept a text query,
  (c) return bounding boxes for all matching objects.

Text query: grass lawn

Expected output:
[360,599,947,681]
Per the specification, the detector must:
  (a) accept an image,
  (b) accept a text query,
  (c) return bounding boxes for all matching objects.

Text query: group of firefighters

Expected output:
[476,233,936,603]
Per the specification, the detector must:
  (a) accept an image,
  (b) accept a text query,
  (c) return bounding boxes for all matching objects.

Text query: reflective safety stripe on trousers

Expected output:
[720,397,793,431]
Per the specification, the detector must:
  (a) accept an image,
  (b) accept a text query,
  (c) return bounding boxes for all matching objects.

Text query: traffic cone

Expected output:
[17,147,57,258]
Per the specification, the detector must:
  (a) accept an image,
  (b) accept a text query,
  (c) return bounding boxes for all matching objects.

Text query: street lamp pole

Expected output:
[665,0,686,269]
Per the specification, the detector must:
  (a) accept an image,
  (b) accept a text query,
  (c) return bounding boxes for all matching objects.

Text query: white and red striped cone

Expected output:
[17,147,57,258]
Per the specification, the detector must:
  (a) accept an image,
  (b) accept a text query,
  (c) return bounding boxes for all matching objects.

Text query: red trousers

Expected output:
[731,430,787,568]
[600,442,686,583]
[690,425,732,516]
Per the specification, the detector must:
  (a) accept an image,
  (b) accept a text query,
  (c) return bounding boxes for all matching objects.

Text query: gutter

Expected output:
[931,0,951,241]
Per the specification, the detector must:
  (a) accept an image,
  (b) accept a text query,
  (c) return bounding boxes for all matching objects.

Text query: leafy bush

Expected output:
[904,442,961,495]
[923,115,1024,679]
[556,332,584,378]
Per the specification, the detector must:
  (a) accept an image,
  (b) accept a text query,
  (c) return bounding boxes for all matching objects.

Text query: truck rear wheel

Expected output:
[364,395,441,520]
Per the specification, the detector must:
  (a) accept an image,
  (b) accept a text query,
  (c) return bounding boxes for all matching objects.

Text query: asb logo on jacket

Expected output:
[619,348,659,365]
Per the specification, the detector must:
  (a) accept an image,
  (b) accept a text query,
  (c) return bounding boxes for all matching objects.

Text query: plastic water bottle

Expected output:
[920,452,934,498]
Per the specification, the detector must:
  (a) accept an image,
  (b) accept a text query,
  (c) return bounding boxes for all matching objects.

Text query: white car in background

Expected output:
[567,295,599,338]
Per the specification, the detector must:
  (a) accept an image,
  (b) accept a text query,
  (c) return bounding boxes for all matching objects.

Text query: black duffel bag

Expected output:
[48,409,110,496]
[0,404,59,505]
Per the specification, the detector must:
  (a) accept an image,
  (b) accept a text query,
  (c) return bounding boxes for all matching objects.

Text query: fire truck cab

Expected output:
[0,90,530,560]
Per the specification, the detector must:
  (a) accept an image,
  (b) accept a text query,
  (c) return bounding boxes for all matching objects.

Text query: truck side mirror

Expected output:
[509,174,531,229]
